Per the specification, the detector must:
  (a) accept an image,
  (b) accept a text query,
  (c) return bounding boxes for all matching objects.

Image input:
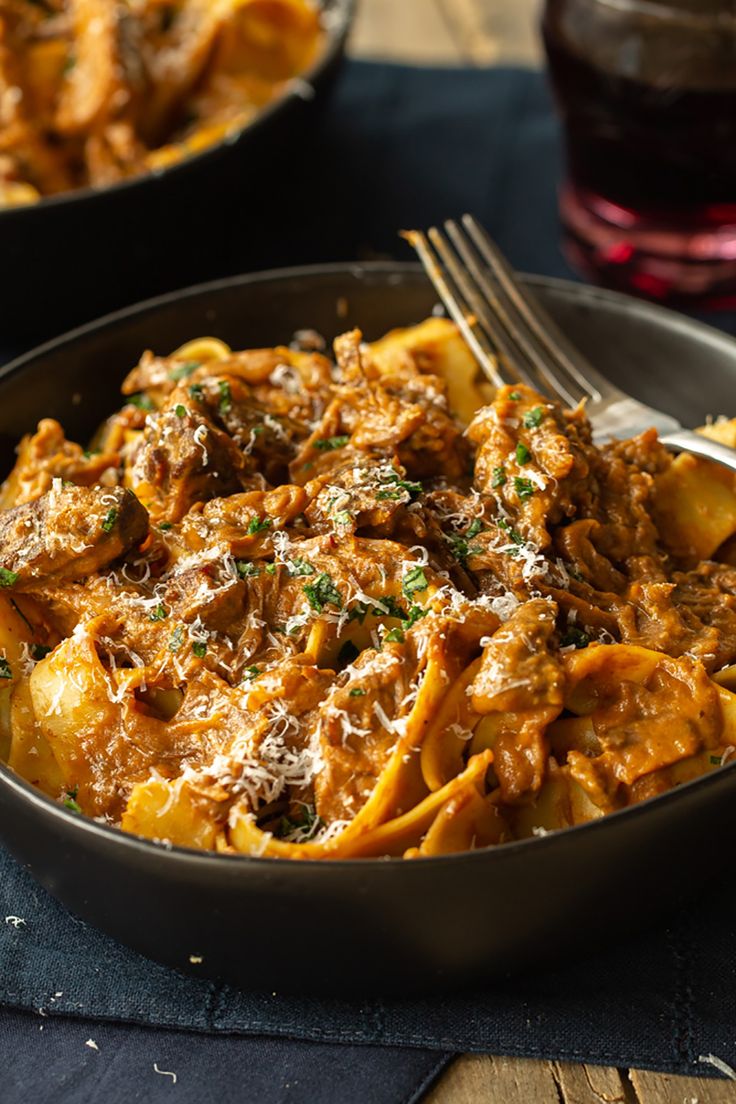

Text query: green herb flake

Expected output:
[403,566,428,600]
[128,392,154,411]
[348,601,368,624]
[466,519,483,540]
[0,567,18,587]
[236,560,260,578]
[243,665,260,681]
[404,605,429,630]
[169,360,200,381]
[523,406,544,429]
[378,470,423,502]
[159,522,173,532]
[338,640,360,665]
[333,511,353,527]
[101,508,118,533]
[376,489,403,501]
[188,383,204,401]
[314,435,349,452]
[349,687,366,697]
[498,518,524,546]
[383,627,405,644]
[0,657,11,679]
[30,644,51,661]
[303,573,342,612]
[265,564,277,575]
[514,476,535,501]
[218,380,232,414]
[247,515,272,536]
[149,604,167,622]
[168,626,184,653]
[560,627,590,650]
[192,641,207,659]
[174,404,187,418]
[375,596,406,620]
[509,391,522,401]
[286,557,315,577]
[491,466,506,489]
[515,442,531,464]
[710,754,722,766]
[63,791,82,814]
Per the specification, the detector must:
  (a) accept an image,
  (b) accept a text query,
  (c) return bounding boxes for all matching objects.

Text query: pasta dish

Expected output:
[0,0,324,206]
[2,317,736,859]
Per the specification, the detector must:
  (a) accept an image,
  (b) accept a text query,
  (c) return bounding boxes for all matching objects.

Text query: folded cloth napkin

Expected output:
[2,61,736,1103]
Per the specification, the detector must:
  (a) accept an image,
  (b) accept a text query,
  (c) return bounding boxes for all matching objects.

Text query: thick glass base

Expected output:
[560,182,736,310]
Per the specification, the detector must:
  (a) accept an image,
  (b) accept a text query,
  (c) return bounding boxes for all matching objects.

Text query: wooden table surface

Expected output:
[347,2,733,1101]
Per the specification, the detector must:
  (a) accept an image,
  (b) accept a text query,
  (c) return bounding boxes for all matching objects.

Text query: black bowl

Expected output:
[1,263,736,996]
[1,0,355,343]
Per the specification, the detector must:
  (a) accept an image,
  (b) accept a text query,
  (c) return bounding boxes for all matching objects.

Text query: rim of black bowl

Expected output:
[0,0,356,219]
[2,259,736,871]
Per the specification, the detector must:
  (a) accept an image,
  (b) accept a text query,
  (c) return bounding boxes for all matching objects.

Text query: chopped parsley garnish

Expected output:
[560,627,590,650]
[446,520,484,566]
[377,470,423,502]
[189,383,203,401]
[30,644,51,661]
[710,754,722,766]
[192,641,207,659]
[0,657,11,679]
[514,477,535,501]
[491,466,506,489]
[265,564,276,575]
[383,627,405,644]
[0,567,18,587]
[333,511,353,527]
[375,596,406,620]
[375,489,403,501]
[403,605,428,630]
[276,804,323,840]
[303,573,342,612]
[338,640,360,665]
[149,604,167,622]
[349,687,366,697]
[509,391,522,401]
[174,404,187,418]
[168,626,184,653]
[515,442,531,464]
[246,515,272,536]
[236,560,260,578]
[286,558,315,577]
[403,567,428,600]
[348,601,368,624]
[243,666,260,681]
[169,360,200,381]
[63,788,81,814]
[466,519,483,539]
[101,508,118,533]
[218,380,232,414]
[523,406,544,429]
[128,392,154,411]
[498,518,524,545]
[159,522,173,531]
[314,435,349,452]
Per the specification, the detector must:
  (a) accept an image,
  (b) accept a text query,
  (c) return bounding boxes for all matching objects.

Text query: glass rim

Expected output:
[583,0,736,27]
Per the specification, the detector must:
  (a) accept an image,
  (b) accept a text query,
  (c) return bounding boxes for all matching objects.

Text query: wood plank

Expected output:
[553,1062,628,1103]
[349,0,465,66]
[425,1054,561,1104]
[434,0,542,66]
[630,1067,736,1103]
[348,0,543,67]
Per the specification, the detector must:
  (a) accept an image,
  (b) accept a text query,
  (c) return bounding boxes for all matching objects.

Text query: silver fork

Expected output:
[408,214,736,472]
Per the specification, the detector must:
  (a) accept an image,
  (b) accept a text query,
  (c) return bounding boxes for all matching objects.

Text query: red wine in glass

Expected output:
[542,0,736,307]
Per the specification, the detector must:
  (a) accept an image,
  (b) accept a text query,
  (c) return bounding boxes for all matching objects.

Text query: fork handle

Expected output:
[661,430,736,473]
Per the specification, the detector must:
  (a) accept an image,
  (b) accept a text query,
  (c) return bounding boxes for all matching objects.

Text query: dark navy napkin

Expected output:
[2,60,736,1101]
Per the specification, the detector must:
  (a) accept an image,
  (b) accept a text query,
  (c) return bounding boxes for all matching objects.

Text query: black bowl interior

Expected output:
[1,263,736,995]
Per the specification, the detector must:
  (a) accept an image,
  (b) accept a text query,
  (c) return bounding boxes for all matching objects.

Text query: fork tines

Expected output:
[407,214,601,408]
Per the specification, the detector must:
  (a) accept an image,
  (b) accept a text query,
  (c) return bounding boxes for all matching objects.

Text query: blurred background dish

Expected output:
[0,0,354,341]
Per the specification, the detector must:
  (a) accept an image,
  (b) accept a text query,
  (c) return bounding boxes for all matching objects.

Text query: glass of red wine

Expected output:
[542,0,736,307]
